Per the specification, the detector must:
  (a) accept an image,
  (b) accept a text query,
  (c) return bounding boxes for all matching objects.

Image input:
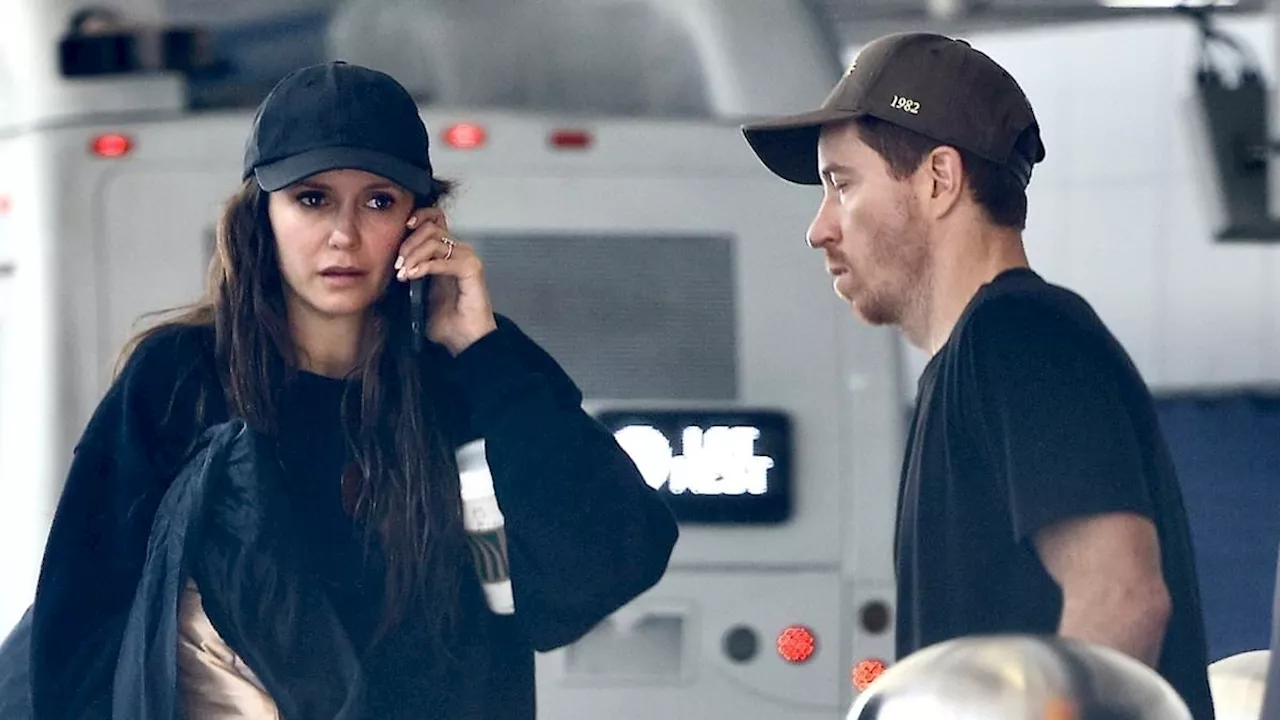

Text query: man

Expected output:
[742,32,1215,717]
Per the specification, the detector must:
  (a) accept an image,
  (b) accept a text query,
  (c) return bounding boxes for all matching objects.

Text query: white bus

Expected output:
[0,1,904,716]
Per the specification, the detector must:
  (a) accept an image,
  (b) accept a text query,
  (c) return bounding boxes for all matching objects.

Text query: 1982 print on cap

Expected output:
[742,32,1046,188]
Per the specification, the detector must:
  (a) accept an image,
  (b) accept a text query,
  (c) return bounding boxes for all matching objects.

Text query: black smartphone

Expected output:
[409,276,426,353]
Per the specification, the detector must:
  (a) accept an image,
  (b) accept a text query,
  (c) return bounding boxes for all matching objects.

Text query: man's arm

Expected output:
[1034,511,1172,667]
[964,296,1171,667]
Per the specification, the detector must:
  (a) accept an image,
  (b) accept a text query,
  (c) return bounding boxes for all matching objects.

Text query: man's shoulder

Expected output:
[949,269,1112,358]
[929,268,1146,409]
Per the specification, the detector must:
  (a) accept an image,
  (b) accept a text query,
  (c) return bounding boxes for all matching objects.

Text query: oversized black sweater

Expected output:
[28,315,679,719]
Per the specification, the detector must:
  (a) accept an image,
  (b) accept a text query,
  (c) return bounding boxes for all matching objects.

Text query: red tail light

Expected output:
[443,122,487,150]
[853,657,887,691]
[776,625,817,664]
[91,133,133,158]
[549,128,592,150]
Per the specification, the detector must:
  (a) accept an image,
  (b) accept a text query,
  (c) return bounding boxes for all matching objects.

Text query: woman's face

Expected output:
[267,168,414,322]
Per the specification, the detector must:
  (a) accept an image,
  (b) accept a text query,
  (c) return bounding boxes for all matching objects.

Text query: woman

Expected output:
[24,61,678,719]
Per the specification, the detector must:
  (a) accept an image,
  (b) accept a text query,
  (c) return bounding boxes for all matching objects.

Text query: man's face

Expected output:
[806,122,931,328]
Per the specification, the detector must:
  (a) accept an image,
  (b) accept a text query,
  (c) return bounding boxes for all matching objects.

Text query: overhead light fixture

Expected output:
[1100,0,1238,8]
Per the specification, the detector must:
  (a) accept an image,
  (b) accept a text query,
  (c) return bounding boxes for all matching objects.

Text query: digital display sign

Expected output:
[596,409,792,525]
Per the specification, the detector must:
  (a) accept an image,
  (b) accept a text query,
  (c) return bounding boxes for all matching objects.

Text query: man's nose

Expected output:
[806,204,838,250]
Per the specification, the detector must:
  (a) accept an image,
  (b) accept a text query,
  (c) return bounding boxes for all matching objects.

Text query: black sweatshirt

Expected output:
[28,315,679,719]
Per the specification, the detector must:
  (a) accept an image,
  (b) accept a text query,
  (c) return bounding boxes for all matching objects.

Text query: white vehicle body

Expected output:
[0,1,905,717]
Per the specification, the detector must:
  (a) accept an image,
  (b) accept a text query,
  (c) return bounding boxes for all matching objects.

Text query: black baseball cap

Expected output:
[742,32,1046,188]
[243,61,436,197]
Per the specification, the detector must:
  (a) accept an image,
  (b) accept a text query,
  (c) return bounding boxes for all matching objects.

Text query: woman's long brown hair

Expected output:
[120,178,466,656]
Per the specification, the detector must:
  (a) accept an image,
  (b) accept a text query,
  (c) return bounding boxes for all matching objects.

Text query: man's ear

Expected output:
[919,145,966,220]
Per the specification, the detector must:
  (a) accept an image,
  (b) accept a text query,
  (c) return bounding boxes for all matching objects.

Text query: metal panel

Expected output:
[0,135,55,634]
[98,168,235,379]
[471,232,737,401]
[535,569,847,718]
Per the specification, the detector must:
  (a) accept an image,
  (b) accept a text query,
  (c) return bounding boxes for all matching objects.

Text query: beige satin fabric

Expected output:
[177,580,281,719]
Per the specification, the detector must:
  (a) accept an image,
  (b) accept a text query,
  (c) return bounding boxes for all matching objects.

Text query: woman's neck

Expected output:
[288,304,367,379]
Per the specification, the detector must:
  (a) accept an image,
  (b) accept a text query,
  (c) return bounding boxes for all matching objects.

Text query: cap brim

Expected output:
[254,146,435,197]
[741,108,861,185]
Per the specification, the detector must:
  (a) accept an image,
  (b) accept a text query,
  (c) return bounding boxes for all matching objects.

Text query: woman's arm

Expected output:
[445,316,679,652]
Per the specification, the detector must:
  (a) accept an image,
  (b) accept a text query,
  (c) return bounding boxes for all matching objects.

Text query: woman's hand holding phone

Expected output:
[395,208,498,356]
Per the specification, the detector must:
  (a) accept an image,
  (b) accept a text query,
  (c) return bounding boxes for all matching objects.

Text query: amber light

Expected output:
[852,658,887,691]
[1043,698,1078,720]
[776,625,817,664]
[91,134,134,158]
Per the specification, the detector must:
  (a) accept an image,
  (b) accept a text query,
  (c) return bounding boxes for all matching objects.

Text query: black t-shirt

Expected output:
[895,268,1216,719]
[269,368,532,717]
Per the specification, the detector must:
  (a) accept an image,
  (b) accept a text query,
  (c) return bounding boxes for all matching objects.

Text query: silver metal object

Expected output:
[1209,650,1271,720]
[846,635,1193,720]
